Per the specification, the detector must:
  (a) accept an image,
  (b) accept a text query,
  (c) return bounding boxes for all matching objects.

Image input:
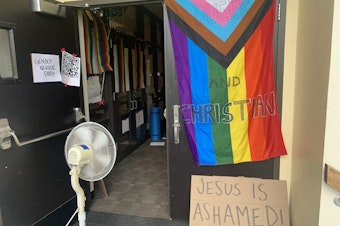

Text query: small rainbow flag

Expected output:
[165,0,287,165]
[83,10,112,74]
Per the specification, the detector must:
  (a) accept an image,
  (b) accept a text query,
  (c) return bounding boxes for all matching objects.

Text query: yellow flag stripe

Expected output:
[227,48,251,163]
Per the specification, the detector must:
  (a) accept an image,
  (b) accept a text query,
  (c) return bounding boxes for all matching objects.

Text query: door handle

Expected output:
[129,101,133,110]
[173,105,180,144]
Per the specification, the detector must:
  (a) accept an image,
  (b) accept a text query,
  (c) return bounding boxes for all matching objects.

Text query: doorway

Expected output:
[69,0,287,221]
[89,140,169,219]
[78,1,170,220]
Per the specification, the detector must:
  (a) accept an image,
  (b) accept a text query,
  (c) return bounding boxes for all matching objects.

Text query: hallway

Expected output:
[89,140,170,219]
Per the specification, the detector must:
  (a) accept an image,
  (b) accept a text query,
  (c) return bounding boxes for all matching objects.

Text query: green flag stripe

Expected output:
[207,57,233,164]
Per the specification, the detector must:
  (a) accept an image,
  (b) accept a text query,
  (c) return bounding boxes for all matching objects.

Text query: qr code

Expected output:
[61,51,80,78]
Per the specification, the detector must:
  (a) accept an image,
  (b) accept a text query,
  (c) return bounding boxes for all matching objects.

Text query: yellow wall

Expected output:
[281,0,334,225]
[280,0,299,199]
[319,0,340,224]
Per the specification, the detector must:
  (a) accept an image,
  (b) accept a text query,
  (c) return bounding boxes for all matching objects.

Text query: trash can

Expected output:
[150,107,161,141]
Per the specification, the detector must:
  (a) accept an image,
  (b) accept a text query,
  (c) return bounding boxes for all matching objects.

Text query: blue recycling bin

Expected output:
[150,107,161,141]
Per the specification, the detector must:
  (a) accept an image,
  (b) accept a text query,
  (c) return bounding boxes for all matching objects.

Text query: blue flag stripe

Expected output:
[188,39,216,165]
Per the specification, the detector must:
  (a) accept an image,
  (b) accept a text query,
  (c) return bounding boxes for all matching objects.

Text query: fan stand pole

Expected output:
[70,167,86,226]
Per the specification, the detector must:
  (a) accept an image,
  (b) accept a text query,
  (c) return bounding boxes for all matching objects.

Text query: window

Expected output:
[0,21,18,83]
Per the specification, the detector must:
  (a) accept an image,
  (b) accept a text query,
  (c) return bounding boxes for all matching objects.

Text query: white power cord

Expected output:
[65,208,79,226]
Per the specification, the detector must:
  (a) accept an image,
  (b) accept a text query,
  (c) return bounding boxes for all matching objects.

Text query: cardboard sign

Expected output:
[190,175,290,226]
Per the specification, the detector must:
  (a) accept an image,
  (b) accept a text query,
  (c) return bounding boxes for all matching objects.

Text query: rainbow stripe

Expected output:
[82,11,93,74]
[167,0,286,165]
[92,12,112,73]
[83,10,112,74]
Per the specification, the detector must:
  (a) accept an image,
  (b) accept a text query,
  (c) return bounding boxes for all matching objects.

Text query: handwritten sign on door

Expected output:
[31,53,61,83]
[31,51,81,87]
[190,175,290,226]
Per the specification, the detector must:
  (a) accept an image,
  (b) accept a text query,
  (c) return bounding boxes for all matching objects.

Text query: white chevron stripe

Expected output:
[205,0,232,13]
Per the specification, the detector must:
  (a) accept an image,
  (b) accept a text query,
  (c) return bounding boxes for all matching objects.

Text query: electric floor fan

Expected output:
[64,122,117,226]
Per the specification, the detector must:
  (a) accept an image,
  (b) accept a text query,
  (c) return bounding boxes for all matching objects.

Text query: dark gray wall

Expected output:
[0,1,81,225]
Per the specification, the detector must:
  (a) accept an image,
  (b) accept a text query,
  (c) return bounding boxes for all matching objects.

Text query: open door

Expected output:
[59,0,287,221]
[164,0,286,220]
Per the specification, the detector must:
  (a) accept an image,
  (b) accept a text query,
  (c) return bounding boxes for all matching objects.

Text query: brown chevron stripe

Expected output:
[164,0,264,55]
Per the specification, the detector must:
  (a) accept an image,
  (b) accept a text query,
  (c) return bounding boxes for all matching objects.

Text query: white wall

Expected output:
[281,0,334,225]
[280,0,299,201]
[319,0,340,225]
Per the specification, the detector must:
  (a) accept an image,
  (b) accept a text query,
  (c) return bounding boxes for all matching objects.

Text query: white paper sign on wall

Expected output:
[31,53,61,83]
[60,50,80,87]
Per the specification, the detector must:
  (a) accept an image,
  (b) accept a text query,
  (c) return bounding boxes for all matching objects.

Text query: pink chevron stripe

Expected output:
[190,0,243,27]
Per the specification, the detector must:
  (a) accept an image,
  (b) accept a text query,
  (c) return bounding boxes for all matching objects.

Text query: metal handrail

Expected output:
[9,127,74,147]
[0,108,86,150]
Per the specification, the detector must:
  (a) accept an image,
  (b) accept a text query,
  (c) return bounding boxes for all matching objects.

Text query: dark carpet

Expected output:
[72,211,189,226]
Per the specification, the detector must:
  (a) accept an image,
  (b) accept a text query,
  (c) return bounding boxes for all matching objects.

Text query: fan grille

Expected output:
[65,122,116,181]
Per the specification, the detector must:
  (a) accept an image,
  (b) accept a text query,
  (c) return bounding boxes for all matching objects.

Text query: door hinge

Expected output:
[277,2,281,21]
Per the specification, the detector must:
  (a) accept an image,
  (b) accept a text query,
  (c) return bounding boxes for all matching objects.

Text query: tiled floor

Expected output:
[89,140,170,219]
